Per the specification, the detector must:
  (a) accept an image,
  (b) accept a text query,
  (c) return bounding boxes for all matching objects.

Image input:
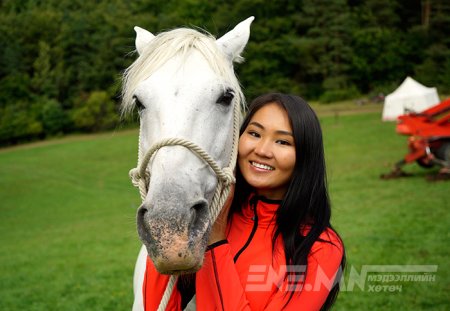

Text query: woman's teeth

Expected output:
[251,161,274,170]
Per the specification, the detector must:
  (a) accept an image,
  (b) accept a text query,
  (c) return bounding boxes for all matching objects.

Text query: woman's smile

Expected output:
[250,161,275,171]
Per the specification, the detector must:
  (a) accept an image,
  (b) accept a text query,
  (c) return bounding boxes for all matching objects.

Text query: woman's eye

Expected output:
[276,140,292,146]
[133,96,145,112]
[247,131,260,138]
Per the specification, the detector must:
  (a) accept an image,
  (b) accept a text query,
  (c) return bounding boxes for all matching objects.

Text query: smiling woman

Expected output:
[205,93,346,310]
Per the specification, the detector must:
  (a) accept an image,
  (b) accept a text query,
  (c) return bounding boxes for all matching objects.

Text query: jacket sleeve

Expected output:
[196,239,343,311]
[143,257,182,311]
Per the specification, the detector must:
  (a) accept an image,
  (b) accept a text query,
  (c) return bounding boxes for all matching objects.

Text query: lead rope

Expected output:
[129,98,241,311]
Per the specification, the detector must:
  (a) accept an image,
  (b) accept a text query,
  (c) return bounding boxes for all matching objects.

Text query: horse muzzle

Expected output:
[137,198,210,274]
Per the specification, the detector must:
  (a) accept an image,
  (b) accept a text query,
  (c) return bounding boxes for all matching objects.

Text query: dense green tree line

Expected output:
[0,0,449,145]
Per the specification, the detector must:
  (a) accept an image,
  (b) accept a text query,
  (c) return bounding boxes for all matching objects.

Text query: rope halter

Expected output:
[129,137,236,208]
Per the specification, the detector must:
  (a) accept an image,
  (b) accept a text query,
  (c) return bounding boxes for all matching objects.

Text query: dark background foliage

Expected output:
[0,0,449,145]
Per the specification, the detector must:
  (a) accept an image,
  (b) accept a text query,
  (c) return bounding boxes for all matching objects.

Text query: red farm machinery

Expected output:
[382,98,450,180]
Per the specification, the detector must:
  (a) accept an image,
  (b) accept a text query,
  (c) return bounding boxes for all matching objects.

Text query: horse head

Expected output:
[122,17,253,274]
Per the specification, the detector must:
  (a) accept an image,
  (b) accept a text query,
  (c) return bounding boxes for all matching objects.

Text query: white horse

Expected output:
[121,17,254,310]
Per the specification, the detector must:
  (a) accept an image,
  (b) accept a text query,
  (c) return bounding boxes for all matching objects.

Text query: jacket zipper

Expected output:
[233,198,259,263]
[211,248,225,310]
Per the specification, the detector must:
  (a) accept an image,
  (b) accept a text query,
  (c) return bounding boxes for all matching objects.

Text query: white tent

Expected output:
[382,76,440,121]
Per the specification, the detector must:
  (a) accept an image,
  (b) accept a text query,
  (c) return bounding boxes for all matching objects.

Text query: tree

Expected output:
[32,41,58,98]
[0,0,449,145]
[298,0,357,100]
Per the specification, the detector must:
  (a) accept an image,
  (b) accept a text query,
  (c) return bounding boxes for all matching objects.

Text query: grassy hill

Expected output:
[0,111,448,310]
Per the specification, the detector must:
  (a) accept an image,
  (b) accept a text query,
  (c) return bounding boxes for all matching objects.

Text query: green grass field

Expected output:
[0,112,448,310]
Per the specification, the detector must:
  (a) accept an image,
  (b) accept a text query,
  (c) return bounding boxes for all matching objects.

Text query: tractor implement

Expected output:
[381,98,450,180]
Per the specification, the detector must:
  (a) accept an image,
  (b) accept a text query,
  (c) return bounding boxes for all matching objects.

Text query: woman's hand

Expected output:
[208,183,235,245]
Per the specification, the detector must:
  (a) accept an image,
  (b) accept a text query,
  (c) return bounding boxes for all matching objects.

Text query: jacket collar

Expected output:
[241,193,281,226]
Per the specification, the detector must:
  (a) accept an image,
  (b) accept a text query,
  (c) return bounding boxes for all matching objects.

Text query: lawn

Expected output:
[0,112,448,310]
[0,130,141,310]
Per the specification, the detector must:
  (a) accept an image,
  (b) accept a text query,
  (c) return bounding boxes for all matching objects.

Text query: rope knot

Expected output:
[129,168,140,186]
[221,167,235,185]
[129,168,150,188]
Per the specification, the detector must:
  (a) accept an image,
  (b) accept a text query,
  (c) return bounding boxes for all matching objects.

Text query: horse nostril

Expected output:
[190,201,208,232]
[192,202,206,212]
[138,204,148,216]
[137,204,148,229]
[137,204,154,246]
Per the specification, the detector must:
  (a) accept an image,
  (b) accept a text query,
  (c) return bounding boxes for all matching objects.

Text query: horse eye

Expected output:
[133,95,145,112]
[216,89,235,106]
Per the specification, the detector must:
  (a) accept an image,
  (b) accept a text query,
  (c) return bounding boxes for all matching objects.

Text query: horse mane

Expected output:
[121,27,245,116]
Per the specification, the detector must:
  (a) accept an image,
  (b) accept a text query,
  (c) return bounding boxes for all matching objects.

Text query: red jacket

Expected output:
[143,196,344,310]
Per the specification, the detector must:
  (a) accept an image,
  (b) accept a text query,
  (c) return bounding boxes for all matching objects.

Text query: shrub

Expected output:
[319,85,361,103]
[38,98,68,136]
[70,91,119,132]
[0,102,43,145]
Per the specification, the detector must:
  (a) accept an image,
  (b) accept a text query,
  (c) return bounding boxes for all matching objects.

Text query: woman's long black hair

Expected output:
[231,93,346,310]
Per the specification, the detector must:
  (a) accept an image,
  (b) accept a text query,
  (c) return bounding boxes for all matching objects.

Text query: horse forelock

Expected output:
[121,28,245,117]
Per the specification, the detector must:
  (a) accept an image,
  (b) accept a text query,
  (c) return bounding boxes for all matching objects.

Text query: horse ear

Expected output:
[134,26,155,55]
[216,16,254,63]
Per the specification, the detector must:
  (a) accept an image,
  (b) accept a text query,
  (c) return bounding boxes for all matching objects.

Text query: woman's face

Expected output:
[238,103,296,199]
